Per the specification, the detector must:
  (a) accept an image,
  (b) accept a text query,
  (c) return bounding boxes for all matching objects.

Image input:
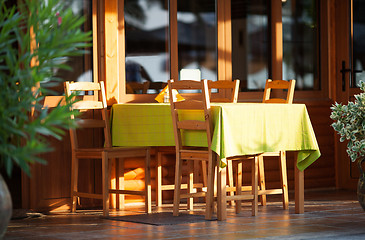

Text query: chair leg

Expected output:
[187,161,194,211]
[70,154,78,213]
[227,160,235,206]
[280,151,289,210]
[258,155,267,206]
[156,151,163,207]
[251,156,258,216]
[216,157,227,221]
[201,161,207,187]
[235,161,243,214]
[205,154,216,220]
[173,153,183,216]
[144,148,152,213]
[102,152,110,217]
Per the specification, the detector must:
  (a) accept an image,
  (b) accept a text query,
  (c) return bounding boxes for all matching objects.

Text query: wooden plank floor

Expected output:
[5,189,365,240]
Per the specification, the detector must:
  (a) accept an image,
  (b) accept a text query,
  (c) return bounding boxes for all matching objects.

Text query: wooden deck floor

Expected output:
[4,189,365,240]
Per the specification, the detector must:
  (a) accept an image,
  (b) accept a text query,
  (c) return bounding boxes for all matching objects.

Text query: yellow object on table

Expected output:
[154,85,184,103]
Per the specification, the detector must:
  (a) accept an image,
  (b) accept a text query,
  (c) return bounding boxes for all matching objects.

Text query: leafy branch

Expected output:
[330,81,365,163]
[0,0,91,176]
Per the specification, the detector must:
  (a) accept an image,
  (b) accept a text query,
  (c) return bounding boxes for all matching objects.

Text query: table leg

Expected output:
[294,153,304,213]
[217,161,227,221]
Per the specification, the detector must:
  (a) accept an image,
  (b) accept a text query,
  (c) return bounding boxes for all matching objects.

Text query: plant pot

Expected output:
[0,174,12,238]
[357,158,365,211]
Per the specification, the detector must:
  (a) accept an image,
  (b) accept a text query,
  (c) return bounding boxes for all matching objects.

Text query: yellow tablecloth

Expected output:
[111,103,320,171]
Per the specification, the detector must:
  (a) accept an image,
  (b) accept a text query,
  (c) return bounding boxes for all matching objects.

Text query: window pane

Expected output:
[125,0,169,94]
[177,0,217,81]
[41,0,93,94]
[282,0,320,90]
[353,0,365,88]
[231,0,269,91]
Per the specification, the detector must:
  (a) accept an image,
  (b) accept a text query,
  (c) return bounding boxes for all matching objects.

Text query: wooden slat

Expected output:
[180,150,209,161]
[43,96,65,108]
[258,189,283,195]
[177,120,206,130]
[263,99,287,103]
[109,189,145,196]
[180,191,206,199]
[67,82,101,91]
[265,79,291,89]
[226,194,254,201]
[170,80,202,90]
[73,101,103,110]
[208,80,235,89]
[174,100,205,109]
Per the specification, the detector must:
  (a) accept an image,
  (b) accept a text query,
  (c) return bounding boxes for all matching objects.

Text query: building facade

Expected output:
[16,0,364,211]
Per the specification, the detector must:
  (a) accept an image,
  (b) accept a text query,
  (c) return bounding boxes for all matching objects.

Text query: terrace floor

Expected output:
[4,189,365,240]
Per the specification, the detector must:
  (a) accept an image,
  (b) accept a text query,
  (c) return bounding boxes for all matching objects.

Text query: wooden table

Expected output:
[111,103,321,216]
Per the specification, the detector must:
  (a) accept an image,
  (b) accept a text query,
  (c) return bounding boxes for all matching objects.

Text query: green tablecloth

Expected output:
[111,103,320,171]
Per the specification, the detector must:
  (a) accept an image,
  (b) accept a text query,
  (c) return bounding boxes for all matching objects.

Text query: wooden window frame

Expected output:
[103,0,331,104]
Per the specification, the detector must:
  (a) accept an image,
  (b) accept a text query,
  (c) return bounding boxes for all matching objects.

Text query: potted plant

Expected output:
[0,0,91,237]
[330,81,365,210]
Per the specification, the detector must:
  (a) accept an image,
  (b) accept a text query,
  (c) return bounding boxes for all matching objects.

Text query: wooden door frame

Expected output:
[334,0,361,190]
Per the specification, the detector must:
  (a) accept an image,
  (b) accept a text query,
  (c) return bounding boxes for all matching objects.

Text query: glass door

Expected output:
[177,0,217,81]
[336,0,364,188]
[231,0,269,91]
[124,0,169,94]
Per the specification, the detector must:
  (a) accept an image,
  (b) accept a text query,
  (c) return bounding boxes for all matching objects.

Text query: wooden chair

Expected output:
[207,79,240,204]
[126,81,150,94]
[168,79,258,220]
[65,81,151,216]
[155,80,241,208]
[167,79,214,219]
[258,79,296,209]
[263,79,295,104]
[207,80,259,219]
[208,79,240,103]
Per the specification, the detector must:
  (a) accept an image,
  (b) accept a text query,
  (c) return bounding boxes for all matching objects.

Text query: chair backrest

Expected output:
[64,81,112,149]
[262,79,296,104]
[207,79,240,103]
[167,79,212,150]
[126,81,150,94]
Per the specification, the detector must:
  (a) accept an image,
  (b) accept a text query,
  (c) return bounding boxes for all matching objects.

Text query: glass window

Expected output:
[124,0,169,94]
[282,0,320,90]
[41,0,93,95]
[352,0,365,88]
[231,0,269,91]
[177,0,217,82]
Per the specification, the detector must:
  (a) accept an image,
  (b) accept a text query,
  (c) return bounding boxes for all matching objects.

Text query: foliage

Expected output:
[330,81,365,163]
[0,0,91,176]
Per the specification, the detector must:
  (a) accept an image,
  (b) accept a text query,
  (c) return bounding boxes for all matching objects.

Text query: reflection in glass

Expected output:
[177,0,217,82]
[231,0,269,91]
[282,0,319,90]
[41,0,93,95]
[125,0,169,94]
[353,0,365,87]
